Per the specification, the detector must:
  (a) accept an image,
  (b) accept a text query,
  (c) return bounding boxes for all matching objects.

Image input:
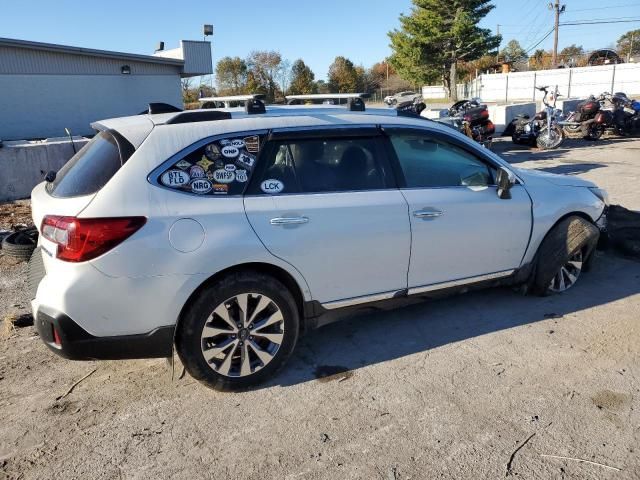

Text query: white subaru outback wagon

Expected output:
[29,95,607,390]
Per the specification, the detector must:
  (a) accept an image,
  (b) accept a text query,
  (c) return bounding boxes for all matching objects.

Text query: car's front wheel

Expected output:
[531,216,600,295]
[176,272,300,391]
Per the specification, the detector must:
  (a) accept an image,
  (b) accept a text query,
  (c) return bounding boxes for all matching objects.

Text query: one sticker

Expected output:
[161,169,190,188]
[218,139,231,146]
[212,169,235,184]
[237,152,256,169]
[205,144,221,160]
[197,156,214,171]
[214,159,225,170]
[235,169,248,182]
[191,178,212,194]
[224,164,236,172]
[175,159,191,170]
[230,139,245,148]
[261,179,284,194]
[244,136,260,153]
[221,145,240,158]
[213,183,228,194]
[189,165,206,179]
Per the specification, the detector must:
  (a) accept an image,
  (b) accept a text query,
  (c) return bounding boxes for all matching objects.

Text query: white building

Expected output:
[0,37,212,140]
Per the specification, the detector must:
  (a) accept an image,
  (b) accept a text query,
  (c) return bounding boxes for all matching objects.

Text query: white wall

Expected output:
[467,63,640,103]
[0,74,181,140]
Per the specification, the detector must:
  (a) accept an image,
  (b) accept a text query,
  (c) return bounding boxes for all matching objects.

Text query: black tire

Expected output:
[1,228,38,261]
[531,216,600,296]
[176,272,300,391]
[583,124,604,141]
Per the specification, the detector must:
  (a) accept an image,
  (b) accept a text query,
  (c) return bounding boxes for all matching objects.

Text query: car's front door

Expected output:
[244,127,411,306]
[384,127,532,291]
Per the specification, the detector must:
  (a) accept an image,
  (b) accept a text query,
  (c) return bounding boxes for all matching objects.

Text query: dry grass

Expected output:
[1,312,18,340]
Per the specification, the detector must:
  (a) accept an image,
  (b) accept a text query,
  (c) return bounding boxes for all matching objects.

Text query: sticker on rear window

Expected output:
[261,179,284,194]
[191,179,212,194]
[237,152,255,169]
[230,139,245,148]
[235,169,248,182]
[175,159,191,170]
[197,156,214,171]
[205,144,221,160]
[224,164,236,172]
[161,170,190,187]
[189,165,206,179]
[221,145,240,158]
[244,136,260,153]
[212,169,235,183]
[213,183,228,194]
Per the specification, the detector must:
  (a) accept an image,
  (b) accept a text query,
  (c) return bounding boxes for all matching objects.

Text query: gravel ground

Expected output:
[1,137,640,480]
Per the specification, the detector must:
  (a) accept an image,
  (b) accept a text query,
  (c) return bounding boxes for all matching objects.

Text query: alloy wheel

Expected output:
[548,250,583,293]
[200,293,285,377]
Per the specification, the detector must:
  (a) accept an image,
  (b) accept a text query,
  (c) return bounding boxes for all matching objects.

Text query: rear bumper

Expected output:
[35,306,174,360]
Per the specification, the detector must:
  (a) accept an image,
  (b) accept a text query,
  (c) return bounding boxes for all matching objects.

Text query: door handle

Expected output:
[413,209,444,218]
[270,216,309,226]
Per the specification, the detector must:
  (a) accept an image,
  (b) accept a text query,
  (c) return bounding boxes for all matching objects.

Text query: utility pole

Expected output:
[628,34,635,62]
[550,1,565,67]
[496,24,501,63]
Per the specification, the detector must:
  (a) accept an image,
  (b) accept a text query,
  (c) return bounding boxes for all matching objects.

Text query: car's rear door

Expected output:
[244,127,411,306]
[383,126,532,291]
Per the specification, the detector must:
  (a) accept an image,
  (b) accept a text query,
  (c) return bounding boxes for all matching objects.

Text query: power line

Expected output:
[570,3,638,12]
[524,28,555,54]
[560,19,640,26]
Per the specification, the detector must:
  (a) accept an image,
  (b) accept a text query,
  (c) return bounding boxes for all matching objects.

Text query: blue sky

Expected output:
[2,0,639,81]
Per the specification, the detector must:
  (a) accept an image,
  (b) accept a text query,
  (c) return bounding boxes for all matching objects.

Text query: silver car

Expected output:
[30,94,607,391]
[385,91,422,106]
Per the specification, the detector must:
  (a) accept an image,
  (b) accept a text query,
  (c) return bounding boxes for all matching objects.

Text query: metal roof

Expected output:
[0,37,184,66]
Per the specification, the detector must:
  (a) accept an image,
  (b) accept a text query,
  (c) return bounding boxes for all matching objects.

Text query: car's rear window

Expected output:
[48,130,133,198]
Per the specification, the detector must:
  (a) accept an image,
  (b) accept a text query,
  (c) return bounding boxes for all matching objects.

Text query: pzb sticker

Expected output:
[212,169,235,183]
[161,169,190,187]
[191,179,212,194]
[261,179,284,194]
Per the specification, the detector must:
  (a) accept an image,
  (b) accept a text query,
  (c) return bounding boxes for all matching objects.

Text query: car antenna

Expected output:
[64,127,77,154]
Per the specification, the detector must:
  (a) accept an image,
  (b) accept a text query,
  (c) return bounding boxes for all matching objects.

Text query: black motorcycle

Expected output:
[437,99,495,147]
[511,86,565,149]
[563,92,640,139]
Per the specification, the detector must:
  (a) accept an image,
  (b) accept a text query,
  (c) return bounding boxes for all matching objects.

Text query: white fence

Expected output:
[459,63,640,102]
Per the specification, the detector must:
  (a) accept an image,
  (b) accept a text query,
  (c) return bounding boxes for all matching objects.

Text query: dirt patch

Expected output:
[0,200,32,231]
[592,390,632,411]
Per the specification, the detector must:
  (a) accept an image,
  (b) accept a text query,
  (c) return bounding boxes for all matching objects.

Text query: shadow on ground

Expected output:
[272,252,640,388]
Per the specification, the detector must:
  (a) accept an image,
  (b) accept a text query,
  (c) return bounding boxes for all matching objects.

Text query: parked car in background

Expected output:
[384,91,421,106]
[29,94,607,391]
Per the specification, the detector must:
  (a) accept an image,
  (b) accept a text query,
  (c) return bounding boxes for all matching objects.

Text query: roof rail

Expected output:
[165,110,232,125]
[285,93,370,111]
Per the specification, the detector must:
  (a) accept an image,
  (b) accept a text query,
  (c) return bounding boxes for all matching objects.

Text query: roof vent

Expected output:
[245,98,266,115]
[166,110,232,124]
[147,103,182,114]
[156,41,165,52]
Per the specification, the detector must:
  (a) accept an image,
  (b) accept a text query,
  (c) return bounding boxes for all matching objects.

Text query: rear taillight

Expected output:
[40,216,146,262]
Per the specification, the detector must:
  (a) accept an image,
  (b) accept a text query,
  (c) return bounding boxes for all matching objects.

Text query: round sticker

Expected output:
[221,145,240,158]
[224,164,236,172]
[218,139,231,146]
[235,169,248,183]
[189,165,206,179]
[261,179,284,194]
[191,179,212,194]
[230,139,245,148]
[212,169,235,184]
[161,169,190,187]
[205,144,221,160]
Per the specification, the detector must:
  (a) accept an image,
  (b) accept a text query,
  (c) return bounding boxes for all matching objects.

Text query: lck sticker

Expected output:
[161,169,190,187]
[261,179,284,194]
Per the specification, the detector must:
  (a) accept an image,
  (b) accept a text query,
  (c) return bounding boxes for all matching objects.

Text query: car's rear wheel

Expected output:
[176,272,299,391]
[531,216,599,296]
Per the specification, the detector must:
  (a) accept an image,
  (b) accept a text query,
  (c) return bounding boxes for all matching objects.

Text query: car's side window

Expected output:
[389,133,494,188]
[249,136,389,195]
[157,134,265,196]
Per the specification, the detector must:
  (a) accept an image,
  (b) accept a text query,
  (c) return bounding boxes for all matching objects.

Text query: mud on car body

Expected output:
[29,94,607,391]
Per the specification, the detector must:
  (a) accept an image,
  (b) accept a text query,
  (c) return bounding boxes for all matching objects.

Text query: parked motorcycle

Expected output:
[563,92,640,139]
[511,86,565,149]
[436,99,495,148]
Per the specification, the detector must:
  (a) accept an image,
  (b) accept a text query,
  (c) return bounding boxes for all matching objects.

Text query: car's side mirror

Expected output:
[496,167,515,199]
